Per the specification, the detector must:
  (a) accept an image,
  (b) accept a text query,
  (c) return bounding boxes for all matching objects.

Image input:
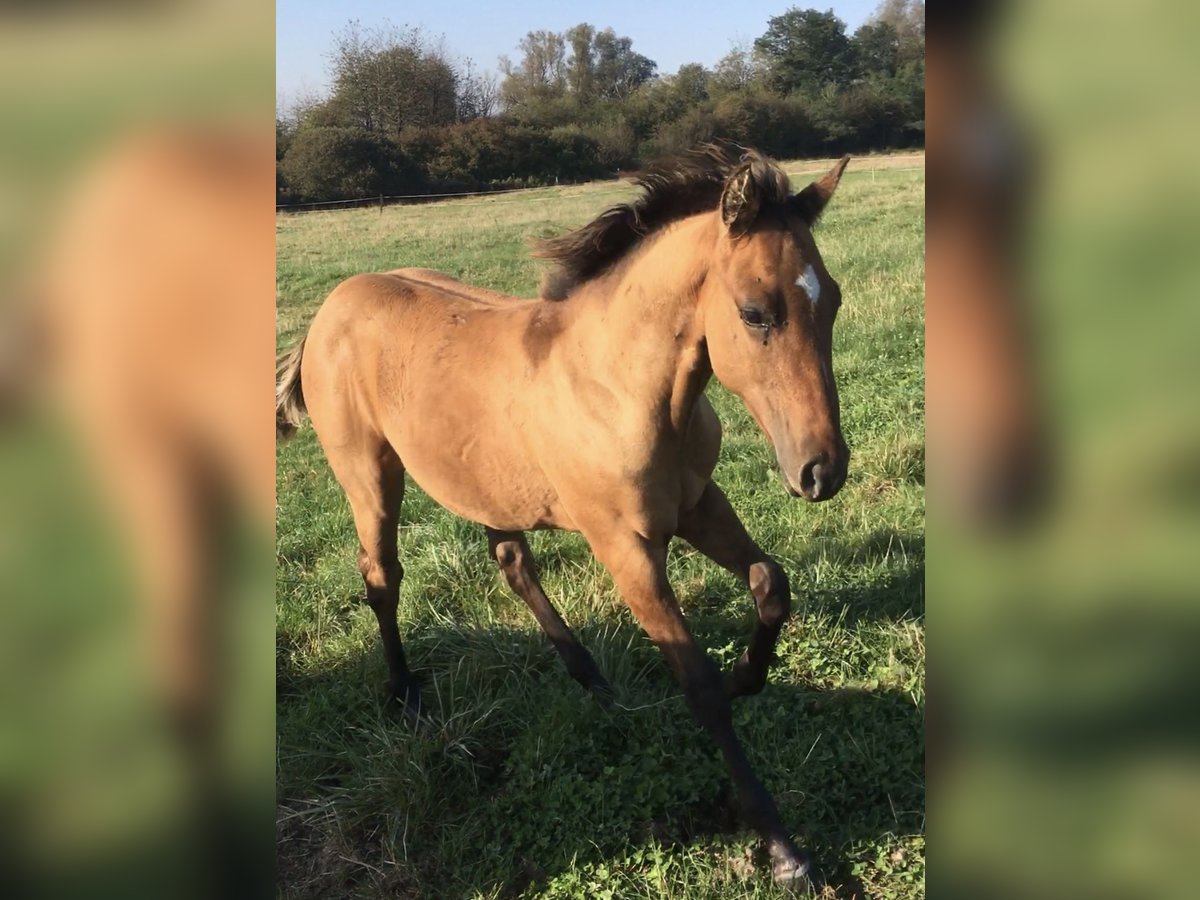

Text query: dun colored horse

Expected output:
[277,146,850,890]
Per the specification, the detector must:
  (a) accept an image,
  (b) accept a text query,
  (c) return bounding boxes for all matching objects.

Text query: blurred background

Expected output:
[928,1,1200,897]
[0,2,274,898]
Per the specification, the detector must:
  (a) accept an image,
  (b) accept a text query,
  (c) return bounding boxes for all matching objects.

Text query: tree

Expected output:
[873,0,925,65]
[754,8,856,94]
[325,23,459,133]
[500,29,568,109]
[275,117,292,161]
[856,0,924,141]
[502,25,655,116]
[852,20,901,78]
[457,60,499,120]
[593,28,656,100]
[565,23,597,101]
[673,64,710,106]
[276,118,293,199]
[710,43,765,95]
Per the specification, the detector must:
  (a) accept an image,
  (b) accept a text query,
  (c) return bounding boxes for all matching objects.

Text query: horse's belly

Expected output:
[406,464,575,533]
[389,425,575,533]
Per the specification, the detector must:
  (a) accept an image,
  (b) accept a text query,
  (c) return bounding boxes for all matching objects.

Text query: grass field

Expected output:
[276,156,925,899]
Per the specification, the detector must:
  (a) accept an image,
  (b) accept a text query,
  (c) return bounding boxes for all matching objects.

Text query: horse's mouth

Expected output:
[781,469,803,498]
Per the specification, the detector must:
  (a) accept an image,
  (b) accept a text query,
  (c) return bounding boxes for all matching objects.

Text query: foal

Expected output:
[277,147,851,889]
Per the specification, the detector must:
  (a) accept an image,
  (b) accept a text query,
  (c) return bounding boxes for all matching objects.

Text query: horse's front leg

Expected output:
[676,480,791,698]
[587,529,815,890]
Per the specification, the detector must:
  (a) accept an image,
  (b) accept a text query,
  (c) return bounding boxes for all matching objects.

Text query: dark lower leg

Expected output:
[669,642,814,884]
[729,560,790,697]
[486,529,610,695]
[599,534,814,888]
[676,482,792,698]
[358,548,420,714]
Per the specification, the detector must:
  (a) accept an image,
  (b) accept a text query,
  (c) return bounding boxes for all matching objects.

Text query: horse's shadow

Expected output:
[277,545,924,899]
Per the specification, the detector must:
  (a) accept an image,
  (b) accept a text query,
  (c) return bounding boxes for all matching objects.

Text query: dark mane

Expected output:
[535,144,791,301]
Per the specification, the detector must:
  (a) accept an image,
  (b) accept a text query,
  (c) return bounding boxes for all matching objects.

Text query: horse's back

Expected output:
[386,268,535,308]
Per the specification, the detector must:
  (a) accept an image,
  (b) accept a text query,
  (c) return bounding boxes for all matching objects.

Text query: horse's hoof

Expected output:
[587,677,616,708]
[389,680,426,728]
[773,862,817,894]
[771,847,821,895]
[401,695,425,728]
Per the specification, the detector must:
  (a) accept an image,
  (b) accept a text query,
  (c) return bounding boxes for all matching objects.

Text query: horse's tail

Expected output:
[275,336,307,438]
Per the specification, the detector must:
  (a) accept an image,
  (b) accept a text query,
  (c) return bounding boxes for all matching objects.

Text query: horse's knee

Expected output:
[357,547,402,592]
[493,538,538,589]
[492,539,523,571]
[749,560,790,628]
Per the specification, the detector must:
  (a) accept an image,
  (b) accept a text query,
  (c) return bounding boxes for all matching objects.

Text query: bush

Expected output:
[280,126,423,202]
[546,126,605,181]
[643,107,716,159]
[278,67,923,203]
[583,119,638,171]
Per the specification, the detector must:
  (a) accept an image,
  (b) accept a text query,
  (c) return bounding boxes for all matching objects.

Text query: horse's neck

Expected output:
[569,214,716,433]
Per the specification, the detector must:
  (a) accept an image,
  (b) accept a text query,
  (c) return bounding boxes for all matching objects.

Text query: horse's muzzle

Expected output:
[783,448,848,502]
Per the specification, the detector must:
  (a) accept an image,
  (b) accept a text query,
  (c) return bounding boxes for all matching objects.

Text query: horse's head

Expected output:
[701,154,850,501]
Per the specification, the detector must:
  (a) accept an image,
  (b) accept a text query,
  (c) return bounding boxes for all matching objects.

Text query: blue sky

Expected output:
[277,0,881,109]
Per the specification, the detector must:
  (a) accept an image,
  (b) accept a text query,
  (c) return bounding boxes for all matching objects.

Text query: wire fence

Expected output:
[275,182,573,212]
[275,154,925,214]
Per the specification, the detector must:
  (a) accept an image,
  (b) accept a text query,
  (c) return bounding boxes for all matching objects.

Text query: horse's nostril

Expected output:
[797,455,841,501]
[799,460,818,497]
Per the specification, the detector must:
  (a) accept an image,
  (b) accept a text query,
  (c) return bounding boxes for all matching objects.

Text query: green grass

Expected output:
[276,160,925,899]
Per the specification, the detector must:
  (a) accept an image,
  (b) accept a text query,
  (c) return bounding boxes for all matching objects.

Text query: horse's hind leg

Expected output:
[329,441,421,718]
[485,528,612,699]
[675,480,790,699]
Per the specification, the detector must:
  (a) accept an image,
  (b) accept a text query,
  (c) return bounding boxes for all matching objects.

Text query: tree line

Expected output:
[276,2,924,205]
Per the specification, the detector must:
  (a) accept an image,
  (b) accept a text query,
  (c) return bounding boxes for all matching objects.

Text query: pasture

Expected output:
[276,156,925,899]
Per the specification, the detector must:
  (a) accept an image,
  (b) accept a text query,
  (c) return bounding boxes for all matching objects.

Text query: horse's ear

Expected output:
[720,163,760,235]
[791,155,850,226]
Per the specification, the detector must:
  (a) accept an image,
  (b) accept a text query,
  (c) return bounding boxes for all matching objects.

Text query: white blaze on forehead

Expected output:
[796,264,821,306]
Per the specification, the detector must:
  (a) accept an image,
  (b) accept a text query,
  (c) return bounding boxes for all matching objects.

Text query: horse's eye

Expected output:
[739,306,767,329]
